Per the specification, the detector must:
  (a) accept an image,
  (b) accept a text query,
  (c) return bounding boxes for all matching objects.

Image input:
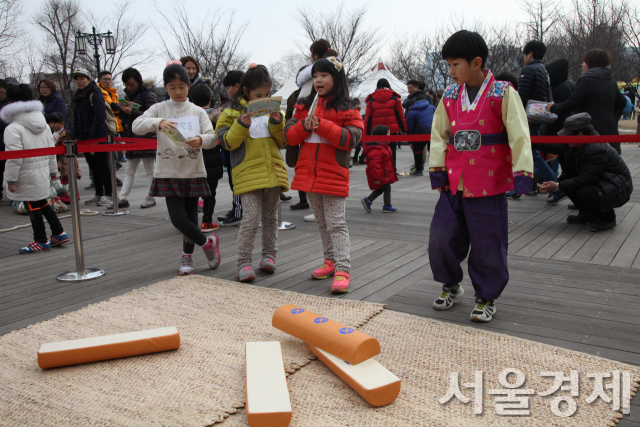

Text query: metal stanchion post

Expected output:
[57,140,106,282]
[103,134,129,216]
[277,200,295,230]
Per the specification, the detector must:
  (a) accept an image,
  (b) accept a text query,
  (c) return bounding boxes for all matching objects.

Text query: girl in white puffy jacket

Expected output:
[2,84,69,253]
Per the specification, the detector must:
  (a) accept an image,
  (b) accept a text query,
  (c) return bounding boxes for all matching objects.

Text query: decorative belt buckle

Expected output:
[453,130,481,151]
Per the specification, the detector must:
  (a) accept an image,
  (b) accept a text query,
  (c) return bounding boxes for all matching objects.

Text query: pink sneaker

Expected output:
[238,264,256,282]
[311,259,335,279]
[202,234,221,269]
[259,254,276,273]
[331,271,350,293]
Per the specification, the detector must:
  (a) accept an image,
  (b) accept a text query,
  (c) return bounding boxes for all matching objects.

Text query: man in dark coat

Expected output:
[513,41,565,204]
[538,113,632,232]
[72,68,112,205]
[403,79,428,115]
[518,41,552,109]
[545,59,575,137]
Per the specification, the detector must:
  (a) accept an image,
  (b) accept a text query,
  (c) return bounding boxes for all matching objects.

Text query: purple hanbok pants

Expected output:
[429,190,509,301]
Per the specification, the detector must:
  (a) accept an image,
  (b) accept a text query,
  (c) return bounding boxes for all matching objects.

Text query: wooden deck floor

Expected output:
[1,144,639,425]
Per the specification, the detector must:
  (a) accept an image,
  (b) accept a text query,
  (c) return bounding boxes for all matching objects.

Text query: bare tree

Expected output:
[83,1,156,80]
[554,0,628,81]
[620,5,640,87]
[0,0,24,75]
[518,0,560,43]
[269,51,308,92]
[388,20,524,95]
[33,0,82,105]
[293,4,384,81]
[155,0,248,101]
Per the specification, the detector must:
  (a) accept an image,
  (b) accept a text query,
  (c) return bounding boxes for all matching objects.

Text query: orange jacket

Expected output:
[285,99,364,197]
[98,83,123,132]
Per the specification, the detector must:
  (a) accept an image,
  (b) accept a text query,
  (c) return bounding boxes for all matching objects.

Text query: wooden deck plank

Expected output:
[610,205,640,268]
[591,204,640,265]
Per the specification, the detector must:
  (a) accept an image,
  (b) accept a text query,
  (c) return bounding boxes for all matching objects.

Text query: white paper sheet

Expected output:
[305,131,330,144]
[249,116,271,139]
[167,116,199,140]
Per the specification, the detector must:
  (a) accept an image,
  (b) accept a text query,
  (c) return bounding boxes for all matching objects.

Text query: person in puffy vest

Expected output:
[361,125,399,213]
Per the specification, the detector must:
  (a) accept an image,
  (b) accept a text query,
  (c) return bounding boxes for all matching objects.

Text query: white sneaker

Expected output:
[470,298,496,322]
[140,196,156,208]
[304,214,316,222]
[84,195,101,205]
[433,284,464,310]
[97,196,113,206]
[179,254,194,275]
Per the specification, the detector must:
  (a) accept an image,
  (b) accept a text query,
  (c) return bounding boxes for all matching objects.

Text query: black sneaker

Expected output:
[217,210,232,222]
[567,214,595,225]
[290,202,310,210]
[84,181,95,190]
[590,219,616,232]
[220,216,242,227]
[280,193,292,201]
[116,178,123,187]
[115,162,123,170]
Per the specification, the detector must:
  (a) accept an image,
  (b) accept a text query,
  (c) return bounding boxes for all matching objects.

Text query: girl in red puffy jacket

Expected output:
[285,56,364,294]
[361,125,399,213]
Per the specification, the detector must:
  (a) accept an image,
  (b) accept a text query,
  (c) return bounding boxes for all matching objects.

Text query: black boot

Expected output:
[590,212,616,232]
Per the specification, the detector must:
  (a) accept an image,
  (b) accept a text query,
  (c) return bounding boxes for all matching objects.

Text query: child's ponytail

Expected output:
[230,64,272,106]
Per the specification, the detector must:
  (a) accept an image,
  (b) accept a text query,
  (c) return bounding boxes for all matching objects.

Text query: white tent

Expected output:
[273,75,300,107]
[350,58,408,102]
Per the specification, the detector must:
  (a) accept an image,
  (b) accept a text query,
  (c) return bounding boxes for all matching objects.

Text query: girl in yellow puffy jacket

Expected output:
[215,64,290,282]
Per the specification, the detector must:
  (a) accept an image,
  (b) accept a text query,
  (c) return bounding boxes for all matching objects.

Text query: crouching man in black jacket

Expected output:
[538,113,632,232]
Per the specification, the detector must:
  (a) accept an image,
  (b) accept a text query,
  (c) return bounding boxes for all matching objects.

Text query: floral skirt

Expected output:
[149,178,211,198]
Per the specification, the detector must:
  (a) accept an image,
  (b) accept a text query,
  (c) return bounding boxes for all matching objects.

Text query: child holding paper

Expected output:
[285,56,364,293]
[216,64,289,282]
[132,62,221,276]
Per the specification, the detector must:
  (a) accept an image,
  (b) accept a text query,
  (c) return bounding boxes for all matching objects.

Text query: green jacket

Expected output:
[215,98,290,195]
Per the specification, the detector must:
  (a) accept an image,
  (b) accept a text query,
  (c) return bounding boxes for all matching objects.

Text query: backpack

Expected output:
[89,94,118,135]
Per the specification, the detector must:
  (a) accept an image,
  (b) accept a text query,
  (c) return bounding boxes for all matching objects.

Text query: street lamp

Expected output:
[74,27,116,75]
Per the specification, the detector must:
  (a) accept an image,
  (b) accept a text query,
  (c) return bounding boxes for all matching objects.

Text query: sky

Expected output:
[21,0,562,80]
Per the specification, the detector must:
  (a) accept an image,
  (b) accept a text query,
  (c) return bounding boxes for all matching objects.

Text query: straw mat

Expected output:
[0,276,384,426]
[222,310,640,427]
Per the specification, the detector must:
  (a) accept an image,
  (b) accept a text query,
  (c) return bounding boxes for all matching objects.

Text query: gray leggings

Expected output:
[368,184,391,206]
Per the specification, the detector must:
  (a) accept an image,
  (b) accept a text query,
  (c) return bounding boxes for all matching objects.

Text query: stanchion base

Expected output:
[278,222,296,230]
[102,210,130,216]
[56,268,105,282]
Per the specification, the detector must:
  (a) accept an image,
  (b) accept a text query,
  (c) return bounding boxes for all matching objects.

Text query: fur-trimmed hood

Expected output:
[0,100,47,133]
[142,79,155,90]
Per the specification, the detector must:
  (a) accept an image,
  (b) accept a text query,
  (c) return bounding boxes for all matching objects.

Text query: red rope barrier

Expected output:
[76,142,157,153]
[74,137,108,145]
[0,146,65,160]
[2,133,639,161]
[113,137,158,144]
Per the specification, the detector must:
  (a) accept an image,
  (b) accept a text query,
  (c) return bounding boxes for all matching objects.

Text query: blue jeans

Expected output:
[530,123,558,185]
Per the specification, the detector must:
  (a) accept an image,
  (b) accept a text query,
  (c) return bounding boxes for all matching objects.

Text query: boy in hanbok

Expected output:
[428,30,534,322]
